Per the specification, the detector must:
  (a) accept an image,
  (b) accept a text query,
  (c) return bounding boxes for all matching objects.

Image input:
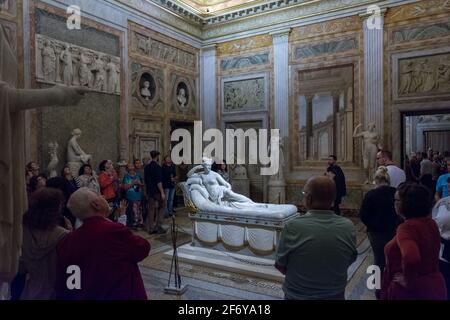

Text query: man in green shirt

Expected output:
[275,176,357,300]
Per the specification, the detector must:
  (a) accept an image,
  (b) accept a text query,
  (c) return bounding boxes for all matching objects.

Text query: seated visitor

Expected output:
[381,183,447,300]
[19,188,72,300]
[56,188,150,300]
[275,176,357,300]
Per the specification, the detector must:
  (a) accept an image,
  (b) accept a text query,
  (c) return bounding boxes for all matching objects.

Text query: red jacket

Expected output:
[381,217,447,300]
[56,216,150,300]
[98,171,117,201]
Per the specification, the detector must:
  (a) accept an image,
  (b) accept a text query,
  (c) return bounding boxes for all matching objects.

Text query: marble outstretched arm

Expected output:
[187,165,203,178]
[9,85,89,112]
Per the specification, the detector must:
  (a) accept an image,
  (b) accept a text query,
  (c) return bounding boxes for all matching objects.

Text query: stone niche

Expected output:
[170,73,197,115]
[33,7,122,174]
[131,61,164,112]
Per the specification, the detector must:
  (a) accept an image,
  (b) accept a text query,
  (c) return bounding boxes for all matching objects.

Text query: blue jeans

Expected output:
[165,188,175,216]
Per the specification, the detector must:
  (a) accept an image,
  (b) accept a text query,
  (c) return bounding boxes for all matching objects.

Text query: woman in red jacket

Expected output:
[98,160,119,218]
[381,183,447,300]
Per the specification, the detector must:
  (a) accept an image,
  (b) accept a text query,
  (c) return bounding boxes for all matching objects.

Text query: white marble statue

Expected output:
[106,57,119,94]
[0,23,88,287]
[92,55,105,91]
[184,157,296,215]
[46,141,59,178]
[41,39,56,82]
[353,122,382,184]
[140,81,152,100]
[79,52,92,87]
[67,128,92,177]
[60,45,73,86]
[177,87,187,108]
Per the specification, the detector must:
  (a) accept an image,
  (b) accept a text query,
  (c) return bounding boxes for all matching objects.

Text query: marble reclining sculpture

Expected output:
[179,157,298,258]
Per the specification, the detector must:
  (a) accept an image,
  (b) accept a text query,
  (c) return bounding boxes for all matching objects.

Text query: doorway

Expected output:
[401,110,450,168]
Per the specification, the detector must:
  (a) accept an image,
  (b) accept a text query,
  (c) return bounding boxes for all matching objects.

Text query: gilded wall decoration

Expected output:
[391,22,450,45]
[220,52,269,71]
[133,31,196,70]
[293,37,358,60]
[35,34,121,95]
[131,62,164,110]
[171,74,197,115]
[386,0,450,24]
[398,53,450,96]
[223,77,266,113]
[216,34,272,56]
[291,16,360,41]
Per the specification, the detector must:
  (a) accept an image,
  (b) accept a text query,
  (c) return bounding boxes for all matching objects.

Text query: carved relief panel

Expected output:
[35,34,121,95]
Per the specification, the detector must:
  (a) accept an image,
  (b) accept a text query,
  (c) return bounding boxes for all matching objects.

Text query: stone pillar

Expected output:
[271,29,291,138]
[361,10,385,142]
[200,45,217,130]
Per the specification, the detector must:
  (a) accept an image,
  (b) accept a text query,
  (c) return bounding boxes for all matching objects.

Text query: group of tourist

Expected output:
[16,149,187,300]
[276,149,450,300]
[24,152,181,233]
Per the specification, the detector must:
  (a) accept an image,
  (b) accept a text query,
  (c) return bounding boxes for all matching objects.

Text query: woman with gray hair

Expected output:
[360,166,400,293]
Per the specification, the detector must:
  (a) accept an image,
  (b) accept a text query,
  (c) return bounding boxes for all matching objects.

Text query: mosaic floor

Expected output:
[137,208,376,300]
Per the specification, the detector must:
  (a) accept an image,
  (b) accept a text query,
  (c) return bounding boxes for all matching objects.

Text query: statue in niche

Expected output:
[41,39,56,82]
[46,141,59,178]
[91,55,105,91]
[59,45,73,86]
[79,52,92,88]
[141,81,152,100]
[437,59,450,90]
[106,57,119,94]
[177,88,187,109]
[0,20,88,287]
[67,128,92,177]
[353,122,382,184]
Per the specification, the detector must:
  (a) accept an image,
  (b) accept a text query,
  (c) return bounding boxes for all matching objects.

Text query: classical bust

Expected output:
[177,88,187,108]
[140,81,152,100]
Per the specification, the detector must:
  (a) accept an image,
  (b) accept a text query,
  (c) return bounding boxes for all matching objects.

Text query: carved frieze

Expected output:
[291,16,361,41]
[398,52,450,96]
[35,34,121,95]
[386,0,450,24]
[132,31,196,70]
[222,76,266,113]
[216,34,272,56]
[0,0,16,18]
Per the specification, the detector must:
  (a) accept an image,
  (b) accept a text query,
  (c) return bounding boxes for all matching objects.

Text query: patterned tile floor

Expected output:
[138,208,376,300]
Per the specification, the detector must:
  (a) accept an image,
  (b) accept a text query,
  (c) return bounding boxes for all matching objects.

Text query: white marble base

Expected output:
[164,244,284,282]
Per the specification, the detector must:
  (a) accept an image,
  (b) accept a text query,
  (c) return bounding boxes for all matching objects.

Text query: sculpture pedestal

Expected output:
[165,245,284,282]
[268,179,286,204]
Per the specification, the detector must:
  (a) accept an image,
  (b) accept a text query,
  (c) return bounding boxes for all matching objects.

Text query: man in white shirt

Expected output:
[376,150,406,188]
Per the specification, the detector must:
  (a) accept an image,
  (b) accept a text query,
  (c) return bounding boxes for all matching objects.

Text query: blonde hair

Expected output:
[374,166,390,186]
